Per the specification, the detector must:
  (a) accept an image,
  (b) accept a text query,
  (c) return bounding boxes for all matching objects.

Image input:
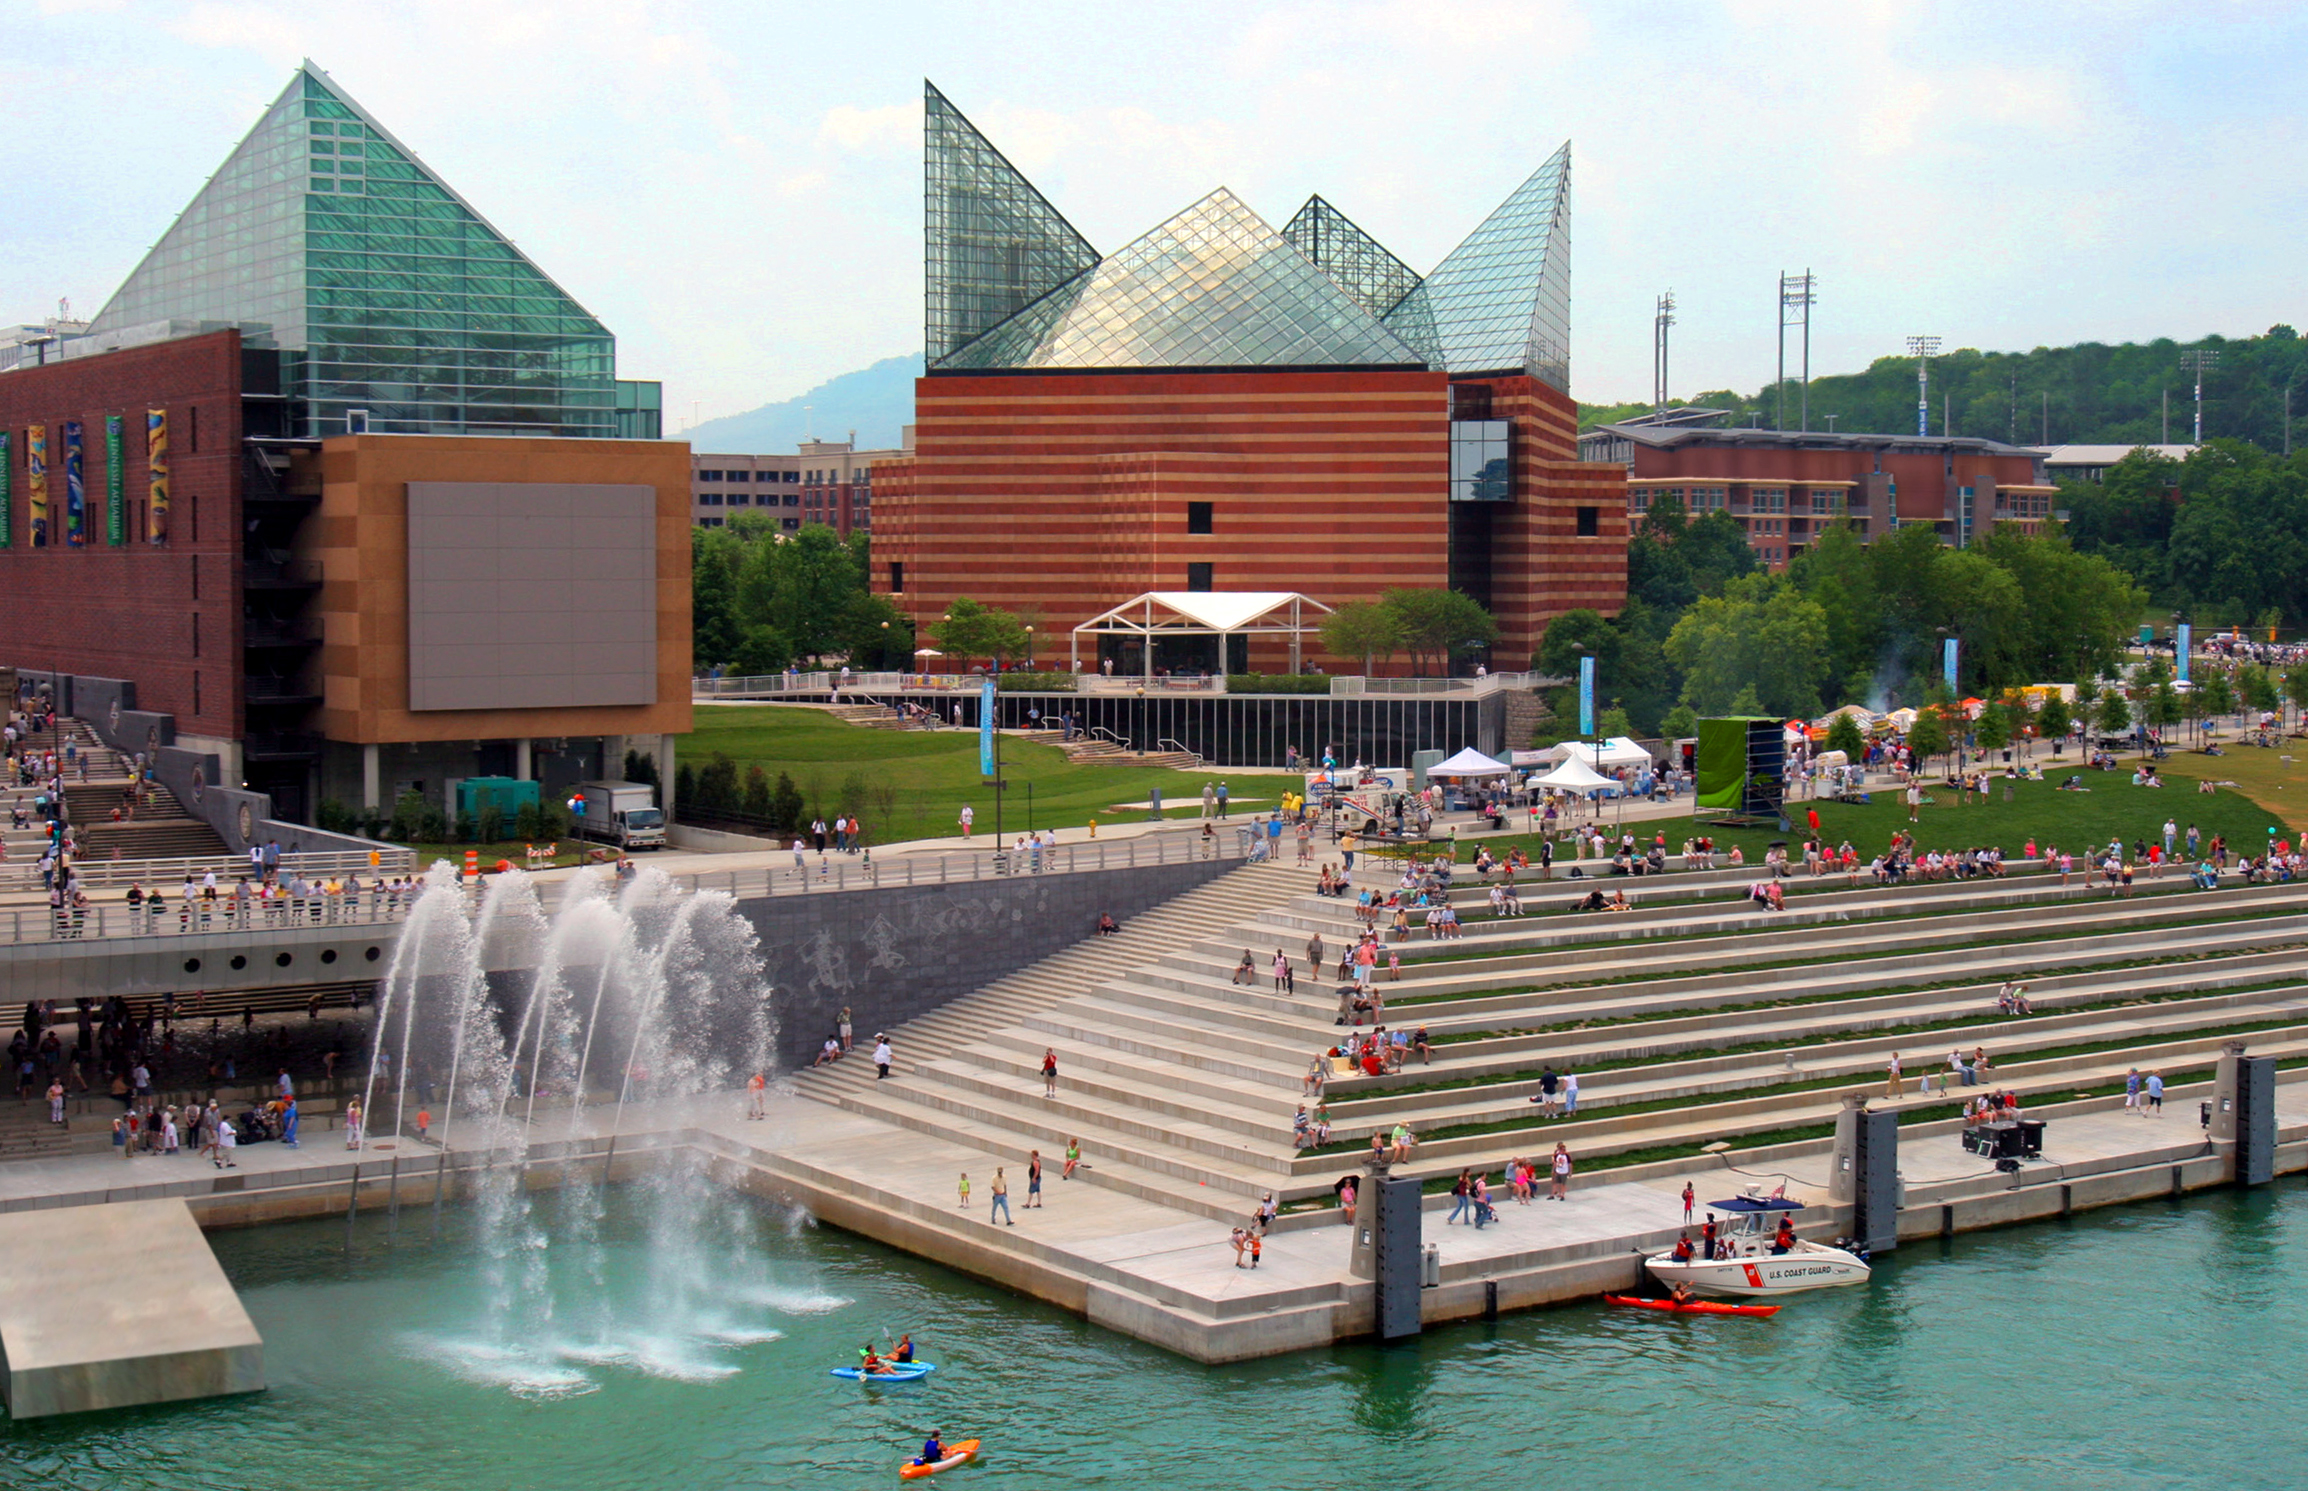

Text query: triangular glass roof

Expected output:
[963,188,1424,370]
[925,82,1100,367]
[1282,195,1422,322]
[1385,142,1572,389]
[92,62,616,437]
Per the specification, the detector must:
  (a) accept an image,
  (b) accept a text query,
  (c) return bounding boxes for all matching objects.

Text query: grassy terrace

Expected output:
[1304,1011,2308,1156]
[679,705,1249,841]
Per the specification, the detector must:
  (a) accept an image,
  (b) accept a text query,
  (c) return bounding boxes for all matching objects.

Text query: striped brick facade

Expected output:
[874,367,1626,672]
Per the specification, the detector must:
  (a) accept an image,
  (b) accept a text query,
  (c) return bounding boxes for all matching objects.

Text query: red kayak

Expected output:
[1605,1294,1780,1318]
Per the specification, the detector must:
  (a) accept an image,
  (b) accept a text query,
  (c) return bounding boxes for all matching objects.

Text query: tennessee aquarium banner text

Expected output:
[104,415,125,546]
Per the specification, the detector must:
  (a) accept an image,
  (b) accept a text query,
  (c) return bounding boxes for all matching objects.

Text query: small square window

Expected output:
[1186,562,1214,592]
[1186,501,1213,534]
[1575,506,1599,537]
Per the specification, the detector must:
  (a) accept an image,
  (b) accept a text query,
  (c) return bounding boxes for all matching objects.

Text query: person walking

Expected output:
[1681,1181,1696,1224]
[1041,1047,1058,1099]
[1448,1169,1473,1225]
[958,804,974,839]
[957,1171,971,1208]
[874,1035,893,1080]
[2146,1070,2164,1116]
[746,1071,768,1120]
[1886,1052,1905,1099]
[2125,1067,2142,1114]
[1563,1070,1579,1116]
[45,1078,64,1126]
[1026,1150,1043,1209]
[989,1168,1012,1225]
[215,1113,238,1168]
[1549,1142,1573,1201]
[281,1094,299,1148]
[343,1096,364,1150]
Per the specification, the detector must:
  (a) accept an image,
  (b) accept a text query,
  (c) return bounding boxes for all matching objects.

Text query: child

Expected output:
[1062,1139,1080,1179]
[1248,1230,1262,1268]
[957,1172,971,1208]
[1388,949,1401,982]
[417,1108,431,1141]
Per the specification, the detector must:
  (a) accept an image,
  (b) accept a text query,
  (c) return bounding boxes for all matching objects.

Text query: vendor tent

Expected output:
[1430,747,1512,776]
[1547,737,1653,770]
[1530,757,1614,791]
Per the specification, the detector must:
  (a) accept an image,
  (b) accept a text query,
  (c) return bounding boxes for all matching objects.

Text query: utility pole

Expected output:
[1779,272,1816,431]
[1907,336,1941,438]
[2162,389,2170,446]
[1653,290,1676,416]
[2180,349,2220,444]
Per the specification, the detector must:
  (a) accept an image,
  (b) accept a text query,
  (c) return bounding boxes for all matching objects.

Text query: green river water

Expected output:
[3,1179,2302,1490]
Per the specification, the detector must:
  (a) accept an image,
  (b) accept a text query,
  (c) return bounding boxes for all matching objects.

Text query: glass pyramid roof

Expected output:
[925,82,1100,368]
[1282,195,1422,322]
[948,188,1423,371]
[90,63,615,437]
[1384,142,1572,389]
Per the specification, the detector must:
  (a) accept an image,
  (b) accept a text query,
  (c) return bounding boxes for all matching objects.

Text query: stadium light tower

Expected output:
[1653,290,1676,416]
[2180,348,2220,443]
[1778,271,1816,431]
[1906,335,1942,436]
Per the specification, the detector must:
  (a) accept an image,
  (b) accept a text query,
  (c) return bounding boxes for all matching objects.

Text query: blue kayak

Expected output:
[830,1361,936,1382]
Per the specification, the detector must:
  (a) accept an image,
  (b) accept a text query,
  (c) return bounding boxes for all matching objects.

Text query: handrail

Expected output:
[0,830,1255,946]
[1087,725,1132,751]
[1155,737,1204,766]
[6,847,417,893]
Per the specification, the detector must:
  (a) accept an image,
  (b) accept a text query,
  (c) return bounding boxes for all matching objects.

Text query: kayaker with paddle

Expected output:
[858,1345,898,1376]
[914,1431,947,1468]
[894,1334,916,1364]
[1669,1281,1696,1306]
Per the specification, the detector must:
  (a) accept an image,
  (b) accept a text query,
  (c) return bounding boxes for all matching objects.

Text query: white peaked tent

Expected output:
[1547,737,1653,770]
[1430,747,1512,777]
[1530,757,1613,791]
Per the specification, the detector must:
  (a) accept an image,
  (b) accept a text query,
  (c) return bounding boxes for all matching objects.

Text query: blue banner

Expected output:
[2175,623,2191,683]
[979,676,997,777]
[62,421,85,547]
[1942,637,1959,692]
[1577,656,1595,737]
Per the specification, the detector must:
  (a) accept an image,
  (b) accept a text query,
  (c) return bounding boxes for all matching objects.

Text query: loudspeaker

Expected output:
[1852,1108,1899,1255]
[2236,1054,2277,1188]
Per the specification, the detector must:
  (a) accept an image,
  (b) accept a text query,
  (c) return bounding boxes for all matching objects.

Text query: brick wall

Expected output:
[0,331,245,741]
[1474,375,1630,666]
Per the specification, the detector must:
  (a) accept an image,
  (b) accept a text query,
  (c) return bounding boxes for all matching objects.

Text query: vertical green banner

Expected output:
[0,429,11,548]
[104,415,124,546]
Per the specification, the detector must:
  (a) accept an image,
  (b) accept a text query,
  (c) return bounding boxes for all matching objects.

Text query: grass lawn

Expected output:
[1481,766,2285,866]
[680,705,1264,843]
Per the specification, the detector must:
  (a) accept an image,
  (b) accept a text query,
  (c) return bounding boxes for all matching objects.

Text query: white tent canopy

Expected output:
[1430,747,1512,777]
[1070,591,1333,676]
[1546,737,1653,770]
[1530,757,1613,790]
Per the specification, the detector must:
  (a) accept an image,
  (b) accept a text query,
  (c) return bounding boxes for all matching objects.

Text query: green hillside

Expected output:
[1581,326,2308,449]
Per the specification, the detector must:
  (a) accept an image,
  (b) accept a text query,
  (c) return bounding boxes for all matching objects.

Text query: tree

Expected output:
[1825,712,1867,760]
[2197,668,2238,729]
[1380,588,1497,676]
[1534,608,1618,679]
[1662,574,1832,719]
[735,523,865,664]
[2038,692,2073,746]
[2286,660,2308,730]
[2146,681,2184,753]
[1319,600,1402,674]
[931,596,1031,668]
[1974,702,2011,754]
[837,590,916,670]
[1596,704,1633,740]
[1905,705,1950,771]
[2241,664,2281,722]
[2095,688,2132,741]
[691,526,748,670]
[1659,703,1698,740]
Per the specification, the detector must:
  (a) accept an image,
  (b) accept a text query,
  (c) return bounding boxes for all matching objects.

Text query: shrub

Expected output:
[742,765,772,819]
[387,789,427,843]
[541,801,571,840]
[994,670,1078,692]
[417,801,450,843]
[453,811,478,844]
[316,798,355,834]
[514,800,543,842]
[770,772,806,832]
[477,803,505,844]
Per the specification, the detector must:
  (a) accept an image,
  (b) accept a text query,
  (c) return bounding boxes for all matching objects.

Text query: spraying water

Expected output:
[364,863,789,1395]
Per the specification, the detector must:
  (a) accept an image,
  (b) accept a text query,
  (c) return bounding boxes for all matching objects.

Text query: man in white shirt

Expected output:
[874,1036,894,1081]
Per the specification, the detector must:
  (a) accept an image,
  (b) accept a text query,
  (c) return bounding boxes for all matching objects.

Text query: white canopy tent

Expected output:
[1529,757,1614,791]
[1545,737,1653,771]
[1430,747,1512,777]
[1070,591,1333,679]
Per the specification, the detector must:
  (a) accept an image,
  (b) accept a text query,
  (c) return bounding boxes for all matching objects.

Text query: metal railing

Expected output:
[1155,737,1205,766]
[8,847,416,894]
[1330,670,1550,698]
[1085,725,1132,751]
[0,831,1257,946]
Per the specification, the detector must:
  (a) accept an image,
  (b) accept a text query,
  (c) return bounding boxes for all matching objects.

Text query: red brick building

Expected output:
[0,328,251,750]
[1578,421,2058,570]
[874,84,1627,672]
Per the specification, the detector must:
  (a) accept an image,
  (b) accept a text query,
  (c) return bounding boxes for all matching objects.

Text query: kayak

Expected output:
[831,1361,936,1381]
[900,1438,980,1478]
[1605,1294,1780,1318]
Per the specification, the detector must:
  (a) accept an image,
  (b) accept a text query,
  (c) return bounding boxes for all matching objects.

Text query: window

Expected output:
[890,562,905,593]
[1575,506,1599,536]
[781,517,800,531]
[783,493,799,507]
[1449,419,1512,502]
[1186,562,1213,591]
[697,516,723,528]
[698,493,722,506]
[697,469,721,482]
[1628,490,1651,511]
[1186,501,1213,534]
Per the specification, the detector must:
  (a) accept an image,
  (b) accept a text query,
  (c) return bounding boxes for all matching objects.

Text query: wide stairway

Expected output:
[4,719,226,867]
[797,851,2308,1227]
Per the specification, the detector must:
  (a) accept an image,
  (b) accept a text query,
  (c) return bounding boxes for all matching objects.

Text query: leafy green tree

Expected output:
[2241,664,2282,719]
[2096,688,2132,741]
[1535,608,1618,678]
[2147,681,2184,751]
[931,596,1031,667]
[2037,692,2073,746]
[1596,704,1633,739]
[1728,683,1767,717]
[2197,667,2238,726]
[1659,703,1698,740]
[1974,702,2011,754]
[1825,712,1867,760]
[730,623,793,677]
[691,526,748,670]
[1380,588,1498,676]
[1319,600,1402,674]
[1905,705,1950,770]
[2286,660,2308,730]
[1663,574,1832,719]
[742,765,772,820]
[736,524,864,664]
[770,772,806,833]
[837,590,916,669]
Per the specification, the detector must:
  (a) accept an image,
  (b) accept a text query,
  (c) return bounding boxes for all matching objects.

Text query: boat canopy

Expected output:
[1712,1196,1805,1213]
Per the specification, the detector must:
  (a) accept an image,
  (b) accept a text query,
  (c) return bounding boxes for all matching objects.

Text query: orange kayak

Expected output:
[1605,1294,1780,1317]
[900,1439,980,1478]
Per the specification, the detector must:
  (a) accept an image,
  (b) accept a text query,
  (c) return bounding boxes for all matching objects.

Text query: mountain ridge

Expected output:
[681,353,922,453]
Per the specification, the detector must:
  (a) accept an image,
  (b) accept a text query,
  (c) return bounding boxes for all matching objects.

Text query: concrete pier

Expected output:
[0,1199,263,1418]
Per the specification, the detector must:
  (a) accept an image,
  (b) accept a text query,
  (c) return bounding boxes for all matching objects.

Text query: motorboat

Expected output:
[1643,1192,1871,1297]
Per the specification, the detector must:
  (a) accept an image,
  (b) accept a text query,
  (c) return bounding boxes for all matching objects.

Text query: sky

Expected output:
[5,0,2304,431]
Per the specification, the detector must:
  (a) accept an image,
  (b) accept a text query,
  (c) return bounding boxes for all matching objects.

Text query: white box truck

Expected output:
[572,781,666,850]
